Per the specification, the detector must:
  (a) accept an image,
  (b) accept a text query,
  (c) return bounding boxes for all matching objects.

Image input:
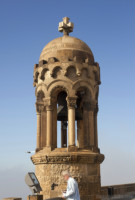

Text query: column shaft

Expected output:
[68,107,75,146]
[46,107,53,147]
[94,112,98,147]
[37,113,41,148]
[52,104,57,148]
[89,110,95,146]
[41,111,46,148]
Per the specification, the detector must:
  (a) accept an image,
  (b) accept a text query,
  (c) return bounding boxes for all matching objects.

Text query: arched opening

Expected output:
[57,91,68,148]
[76,87,92,149]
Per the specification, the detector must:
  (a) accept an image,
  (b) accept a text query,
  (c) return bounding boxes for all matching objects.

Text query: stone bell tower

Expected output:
[31,17,104,200]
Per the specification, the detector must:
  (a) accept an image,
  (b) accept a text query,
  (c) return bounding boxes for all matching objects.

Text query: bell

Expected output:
[57,92,68,121]
[57,104,68,121]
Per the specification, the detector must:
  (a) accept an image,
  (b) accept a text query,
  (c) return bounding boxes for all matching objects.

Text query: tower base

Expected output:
[31,148,104,200]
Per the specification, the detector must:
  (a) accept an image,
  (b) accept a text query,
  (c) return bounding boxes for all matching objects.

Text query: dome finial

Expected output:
[58,17,74,36]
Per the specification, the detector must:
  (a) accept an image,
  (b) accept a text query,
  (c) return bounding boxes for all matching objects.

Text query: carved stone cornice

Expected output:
[31,153,104,165]
[66,96,77,109]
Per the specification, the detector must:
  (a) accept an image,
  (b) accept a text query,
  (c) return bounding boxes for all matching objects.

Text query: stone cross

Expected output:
[58,17,74,36]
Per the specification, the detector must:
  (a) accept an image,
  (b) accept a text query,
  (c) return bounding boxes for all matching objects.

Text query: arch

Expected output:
[72,80,94,99]
[51,66,62,78]
[66,65,76,71]
[35,83,47,96]
[49,84,69,98]
[40,68,49,81]
[66,66,78,81]
[47,80,75,98]
[34,71,39,83]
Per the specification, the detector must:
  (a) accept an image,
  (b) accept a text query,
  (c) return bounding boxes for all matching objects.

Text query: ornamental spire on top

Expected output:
[58,17,74,36]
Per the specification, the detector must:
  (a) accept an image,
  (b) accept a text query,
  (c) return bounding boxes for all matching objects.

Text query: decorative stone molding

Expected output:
[52,66,62,78]
[31,153,104,165]
[46,105,53,111]
[66,96,77,109]
[44,97,52,106]
[36,103,45,113]
[39,60,47,67]
[40,68,49,81]
[94,154,105,164]
[43,97,56,111]
[37,90,45,102]
[33,71,39,86]
[48,57,59,64]
[49,84,70,97]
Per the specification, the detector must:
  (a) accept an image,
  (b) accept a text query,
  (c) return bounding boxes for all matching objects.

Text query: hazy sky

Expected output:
[0,0,135,200]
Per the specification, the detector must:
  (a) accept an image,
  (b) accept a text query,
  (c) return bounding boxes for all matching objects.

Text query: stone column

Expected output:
[89,105,95,147]
[41,110,46,148]
[46,105,53,147]
[94,105,98,147]
[66,97,77,147]
[37,112,41,149]
[36,104,44,150]
[83,102,95,148]
[52,103,57,148]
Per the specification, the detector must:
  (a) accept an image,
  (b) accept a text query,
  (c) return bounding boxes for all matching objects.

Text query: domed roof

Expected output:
[39,17,94,63]
[39,35,94,62]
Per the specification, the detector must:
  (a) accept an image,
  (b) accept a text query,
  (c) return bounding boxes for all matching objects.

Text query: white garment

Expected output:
[63,177,80,200]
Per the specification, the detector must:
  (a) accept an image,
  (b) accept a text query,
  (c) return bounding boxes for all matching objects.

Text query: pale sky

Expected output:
[0,1,135,200]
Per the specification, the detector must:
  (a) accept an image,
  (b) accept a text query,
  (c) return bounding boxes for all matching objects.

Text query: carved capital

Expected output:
[44,97,51,106]
[46,105,53,111]
[44,97,56,111]
[66,96,77,109]
[36,103,45,113]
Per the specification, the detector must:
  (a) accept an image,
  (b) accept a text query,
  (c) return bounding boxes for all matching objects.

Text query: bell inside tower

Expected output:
[57,91,68,148]
[57,90,83,148]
